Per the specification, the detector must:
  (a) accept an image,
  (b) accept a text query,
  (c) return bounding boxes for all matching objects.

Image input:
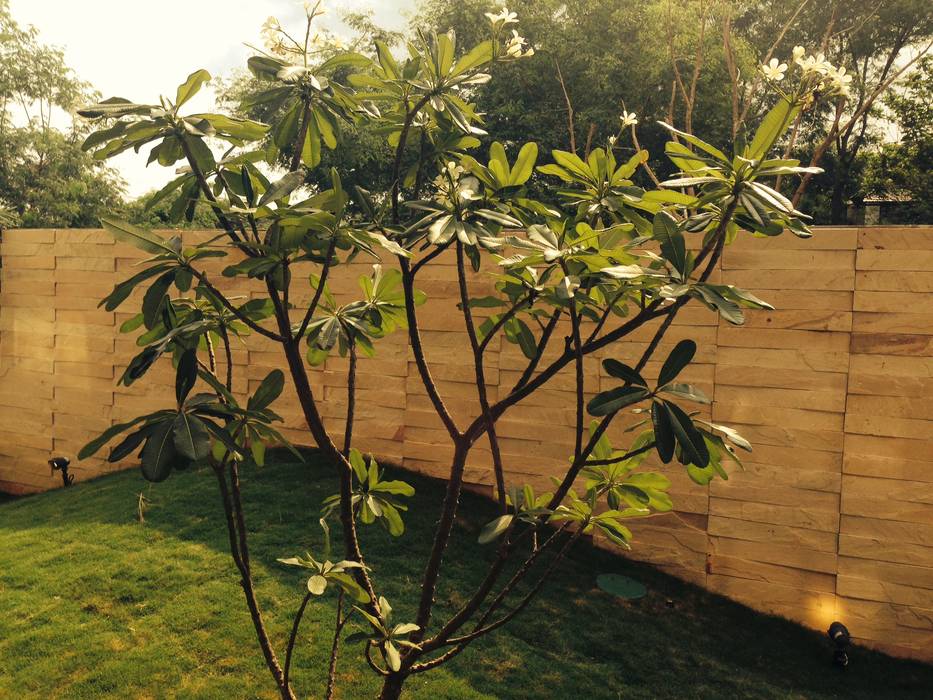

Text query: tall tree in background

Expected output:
[416,0,932,223]
[216,10,405,197]
[780,0,933,222]
[0,0,124,227]
[415,0,740,183]
[861,55,933,222]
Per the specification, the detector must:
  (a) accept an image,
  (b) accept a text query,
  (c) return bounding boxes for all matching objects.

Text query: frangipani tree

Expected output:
[78,6,823,699]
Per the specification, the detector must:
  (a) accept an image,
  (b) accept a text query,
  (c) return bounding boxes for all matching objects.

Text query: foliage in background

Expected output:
[0,0,124,227]
[860,55,933,223]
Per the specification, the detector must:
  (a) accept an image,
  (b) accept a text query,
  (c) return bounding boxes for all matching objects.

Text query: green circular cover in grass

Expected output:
[596,573,647,600]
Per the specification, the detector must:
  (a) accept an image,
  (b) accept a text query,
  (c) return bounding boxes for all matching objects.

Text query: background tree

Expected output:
[0,0,124,227]
[860,54,933,223]
[781,0,933,221]
[413,0,932,223]
[216,8,404,196]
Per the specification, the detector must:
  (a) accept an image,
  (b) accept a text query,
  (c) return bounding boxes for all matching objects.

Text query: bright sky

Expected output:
[10,0,415,198]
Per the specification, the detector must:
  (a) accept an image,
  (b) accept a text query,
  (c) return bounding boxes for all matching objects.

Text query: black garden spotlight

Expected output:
[827,621,850,668]
[49,456,73,487]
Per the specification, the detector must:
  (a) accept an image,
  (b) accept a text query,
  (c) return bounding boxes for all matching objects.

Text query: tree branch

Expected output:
[554,60,577,153]
[295,238,337,341]
[399,256,461,438]
[456,241,507,510]
[192,269,285,341]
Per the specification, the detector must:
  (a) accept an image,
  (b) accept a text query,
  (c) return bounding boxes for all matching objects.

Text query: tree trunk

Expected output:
[378,674,407,700]
[830,160,850,225]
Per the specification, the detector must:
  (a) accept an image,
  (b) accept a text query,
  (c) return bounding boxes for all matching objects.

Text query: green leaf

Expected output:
[175,349,198,405]
[175,69,211,108]
[318,52,372,73]
[665,401,710,467]
[101,217,178,256]
[328,572,370,604]
[78,415,151,459]
[657,121,729,164]
[552,150,592,180]
[478,514,513,544]
[272,100,301,149]
[100,264,172,312]
[747,97,799,161]
[251,438,266,467]
[660,382,710,404]
[247,55,289,81]
[651,401,675,464]
[248,370,285,411]
[312,108,337,149]
[602,359,647,388]
[701,421,752,452]
[142,271,175,329]
[385,641,401,672]
[452,39,493,76]
[694,285,744,325]
[509,142,538,186]
[370,480,415,497]
[140,419,179,482]
[488,142,510,184]
[374,40,400,79]
[657,340,696,387]
[504,318,536,359]
[258,170,305,206]
[172,412,211,461]
[107,426,152,463]
[652,211,687,275]
[587,387,649,417]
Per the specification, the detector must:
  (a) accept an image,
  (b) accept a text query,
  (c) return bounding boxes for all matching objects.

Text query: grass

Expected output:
[1,452,931,699]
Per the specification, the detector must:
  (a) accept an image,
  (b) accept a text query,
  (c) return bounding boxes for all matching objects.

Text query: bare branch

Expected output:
[555,60,577,153]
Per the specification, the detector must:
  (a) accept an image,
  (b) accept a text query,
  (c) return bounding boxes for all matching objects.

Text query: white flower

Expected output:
[760,57,787,81]
[815,54,833,75]
[505,30,533,58]
[261,16,281,36]
[792,45,806,64]
[485,7,519,26]
[607,134,618,147]
[799,52,832,76]
[302,0,324,16]
[619,110,638,128]
[825,65,852,97]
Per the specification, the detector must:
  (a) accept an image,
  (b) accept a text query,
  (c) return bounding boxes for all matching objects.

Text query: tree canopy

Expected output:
[0,0,124,228]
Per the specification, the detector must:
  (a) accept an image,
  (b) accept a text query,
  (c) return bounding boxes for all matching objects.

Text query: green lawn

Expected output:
[1,452,931,699]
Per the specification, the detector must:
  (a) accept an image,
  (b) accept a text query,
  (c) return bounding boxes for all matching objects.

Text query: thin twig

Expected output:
[284,592,313,688]
[555,60,577,153]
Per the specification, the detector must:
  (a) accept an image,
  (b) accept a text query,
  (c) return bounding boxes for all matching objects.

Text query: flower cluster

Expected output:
[485,7,519,27]
[486,7,533,58]
[433,161,480,205]
[759,46,852,98]
[260,3,344,59]
[505,29,534,58]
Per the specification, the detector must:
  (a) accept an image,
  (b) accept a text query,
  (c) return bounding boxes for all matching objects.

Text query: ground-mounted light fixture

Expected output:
[827,621,850,668]
[48,457,73,487]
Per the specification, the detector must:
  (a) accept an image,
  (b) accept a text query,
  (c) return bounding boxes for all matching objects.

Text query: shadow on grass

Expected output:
[1,450,931,699]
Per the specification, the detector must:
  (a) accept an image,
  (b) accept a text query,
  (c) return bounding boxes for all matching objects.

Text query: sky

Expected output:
[10,0,415,198]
